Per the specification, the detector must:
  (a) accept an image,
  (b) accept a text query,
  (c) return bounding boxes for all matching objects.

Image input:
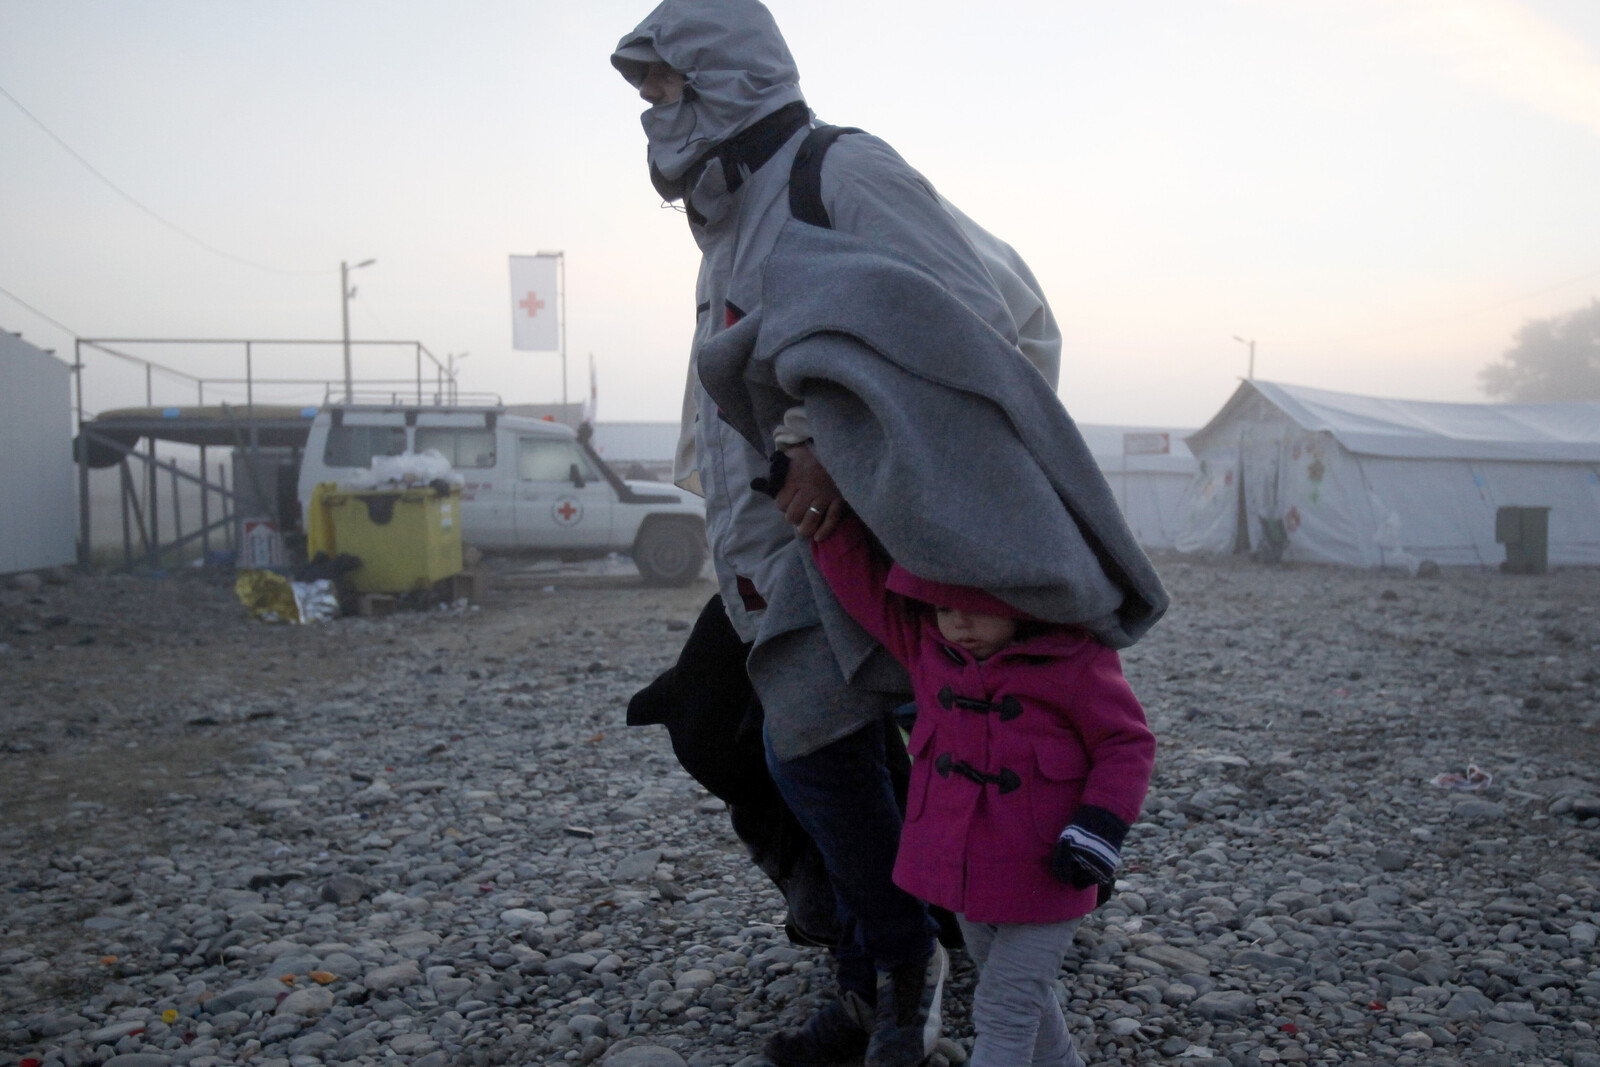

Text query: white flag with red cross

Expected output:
[509,254,559,351]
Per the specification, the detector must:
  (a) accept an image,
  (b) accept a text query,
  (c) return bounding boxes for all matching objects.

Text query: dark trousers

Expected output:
[765,714,937,1000]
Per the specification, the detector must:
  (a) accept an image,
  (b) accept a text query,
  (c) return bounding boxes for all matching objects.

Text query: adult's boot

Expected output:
[763,989,872,1067]
[865,943,947,1067]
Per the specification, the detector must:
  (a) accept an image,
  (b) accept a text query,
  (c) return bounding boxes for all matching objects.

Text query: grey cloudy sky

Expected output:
[3,0,1599,428]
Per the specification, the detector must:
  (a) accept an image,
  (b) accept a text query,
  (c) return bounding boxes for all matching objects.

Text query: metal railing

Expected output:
[72,336,468,569]
[328,388,505,408]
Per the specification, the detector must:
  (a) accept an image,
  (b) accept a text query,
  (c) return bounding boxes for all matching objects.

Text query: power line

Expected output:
[0,280,196,381]
[0,280,78,343]
[0,82,329,278]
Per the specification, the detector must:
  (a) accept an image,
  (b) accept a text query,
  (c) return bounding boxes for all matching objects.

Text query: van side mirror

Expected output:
[569,462,586,489]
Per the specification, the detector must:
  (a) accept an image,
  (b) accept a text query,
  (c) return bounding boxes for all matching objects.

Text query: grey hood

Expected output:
[613,0,807,186]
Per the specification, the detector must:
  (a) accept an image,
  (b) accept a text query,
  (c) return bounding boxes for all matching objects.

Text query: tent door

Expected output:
[1234,443,1287,559]
[1232,458,1251,555]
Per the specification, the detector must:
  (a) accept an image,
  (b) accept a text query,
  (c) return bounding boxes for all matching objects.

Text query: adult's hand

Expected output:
[774,443,844,540]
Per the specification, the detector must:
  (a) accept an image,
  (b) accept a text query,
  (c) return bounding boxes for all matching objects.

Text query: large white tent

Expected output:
[1075,424,1197,550]
[1174,381,1600,570]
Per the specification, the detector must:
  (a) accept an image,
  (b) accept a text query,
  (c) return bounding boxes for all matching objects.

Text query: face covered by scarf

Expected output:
[612,0,807,204]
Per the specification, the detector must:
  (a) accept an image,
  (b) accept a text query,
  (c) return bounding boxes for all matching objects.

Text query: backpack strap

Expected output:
[789,124,863,229]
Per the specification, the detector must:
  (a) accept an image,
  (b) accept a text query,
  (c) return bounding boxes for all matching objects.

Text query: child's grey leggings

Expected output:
[957,916,1086,1067]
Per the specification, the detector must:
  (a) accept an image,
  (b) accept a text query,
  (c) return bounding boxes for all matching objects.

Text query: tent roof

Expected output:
[1189,380,1600,462]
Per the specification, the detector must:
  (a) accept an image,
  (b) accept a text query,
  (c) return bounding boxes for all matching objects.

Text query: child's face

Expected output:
[934,607,1017,661]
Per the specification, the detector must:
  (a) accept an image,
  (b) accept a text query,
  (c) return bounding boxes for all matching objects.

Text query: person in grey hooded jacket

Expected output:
[611,3,1087,1065]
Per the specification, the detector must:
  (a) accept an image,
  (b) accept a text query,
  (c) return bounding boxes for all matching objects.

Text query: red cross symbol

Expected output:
[556,501,577,521]
[520,291,546,318]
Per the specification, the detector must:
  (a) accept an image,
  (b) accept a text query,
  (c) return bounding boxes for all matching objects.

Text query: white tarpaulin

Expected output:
[1175,380,1600,569]
[509,254,559,351]
[1241,381,1600,462]
[0,331,76,574]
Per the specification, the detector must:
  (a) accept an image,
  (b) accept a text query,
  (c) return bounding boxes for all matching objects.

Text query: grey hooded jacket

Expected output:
[615,0,1077,758]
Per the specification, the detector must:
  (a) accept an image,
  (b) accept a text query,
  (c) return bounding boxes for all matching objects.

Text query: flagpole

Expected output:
[588,352,597,425]
[538,249,568,414]
[560,252,568,411]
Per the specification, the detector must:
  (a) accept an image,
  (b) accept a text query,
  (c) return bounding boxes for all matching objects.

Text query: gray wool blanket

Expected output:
[699,220,1169,656]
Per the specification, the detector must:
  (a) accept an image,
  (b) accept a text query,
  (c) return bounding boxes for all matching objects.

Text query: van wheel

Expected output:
[634,522,706,587]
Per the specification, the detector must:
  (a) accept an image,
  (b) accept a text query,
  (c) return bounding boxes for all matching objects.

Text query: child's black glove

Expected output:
[1050,805,1129,907]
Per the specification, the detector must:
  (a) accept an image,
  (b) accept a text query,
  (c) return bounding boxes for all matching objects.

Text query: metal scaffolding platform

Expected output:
[70,336,462,570]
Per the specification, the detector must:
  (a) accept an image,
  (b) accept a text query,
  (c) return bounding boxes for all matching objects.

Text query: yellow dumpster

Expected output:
[314,483,462,593]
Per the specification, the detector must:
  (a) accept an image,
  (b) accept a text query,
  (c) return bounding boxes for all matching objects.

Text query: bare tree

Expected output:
[1480,300,1600,402]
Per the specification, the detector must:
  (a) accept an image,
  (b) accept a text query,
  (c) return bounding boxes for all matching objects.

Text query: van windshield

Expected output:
[324,425,407,468]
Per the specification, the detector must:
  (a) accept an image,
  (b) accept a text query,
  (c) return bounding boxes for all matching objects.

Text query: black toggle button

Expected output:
[936,686,1023,721]
[934,753,1022,794]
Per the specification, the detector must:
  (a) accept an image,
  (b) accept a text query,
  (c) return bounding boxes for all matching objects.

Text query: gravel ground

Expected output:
[1,555,1598,1067]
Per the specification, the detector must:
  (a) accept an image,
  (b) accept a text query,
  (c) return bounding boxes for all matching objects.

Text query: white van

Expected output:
[296,405,706,585]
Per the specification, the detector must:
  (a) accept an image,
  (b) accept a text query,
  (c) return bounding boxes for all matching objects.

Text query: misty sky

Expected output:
[3,0,1599,429]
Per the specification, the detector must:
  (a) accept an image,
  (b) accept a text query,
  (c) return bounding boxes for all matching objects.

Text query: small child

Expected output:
[812,514,1155,1067]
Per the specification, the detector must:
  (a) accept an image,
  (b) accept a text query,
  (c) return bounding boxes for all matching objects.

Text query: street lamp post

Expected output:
[1232,335,1256,380]
[446,352,470,404]
[341,258,377,402]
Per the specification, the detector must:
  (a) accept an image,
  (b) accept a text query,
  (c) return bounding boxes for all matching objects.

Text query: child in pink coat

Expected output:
[812,514,1155,1067]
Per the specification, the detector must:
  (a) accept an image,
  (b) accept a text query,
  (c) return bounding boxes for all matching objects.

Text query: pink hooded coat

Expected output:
[814,518,1156,924]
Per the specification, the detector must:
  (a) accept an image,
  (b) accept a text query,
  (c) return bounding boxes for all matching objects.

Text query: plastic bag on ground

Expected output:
[1428,765,1492,790]
[292,579,339,623]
